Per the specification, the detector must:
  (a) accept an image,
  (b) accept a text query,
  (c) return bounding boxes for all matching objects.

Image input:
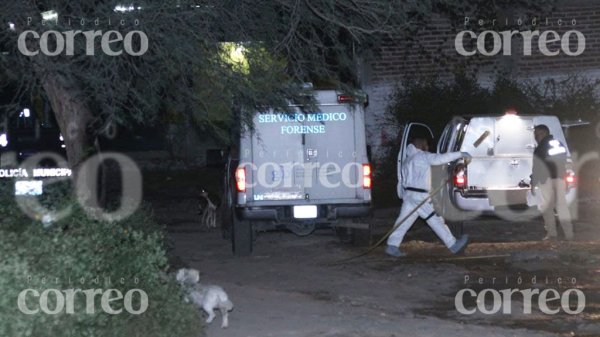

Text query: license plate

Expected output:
[15,180,43,196]
[293,205,317,219]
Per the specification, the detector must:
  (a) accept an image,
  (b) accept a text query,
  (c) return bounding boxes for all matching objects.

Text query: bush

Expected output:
[0,181,204,337]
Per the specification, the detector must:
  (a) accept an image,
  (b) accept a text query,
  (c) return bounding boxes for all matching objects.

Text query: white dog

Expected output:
[198,190,217,228]
[176,268,234,328]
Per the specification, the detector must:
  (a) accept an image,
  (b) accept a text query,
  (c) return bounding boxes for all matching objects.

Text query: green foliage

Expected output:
[385,73,492,136]
[0,1,558,147]
[387,72,599,137]
[0,182,203,337]
[525,76,600,152]
[0,1,422,142]
[524,76,600,122]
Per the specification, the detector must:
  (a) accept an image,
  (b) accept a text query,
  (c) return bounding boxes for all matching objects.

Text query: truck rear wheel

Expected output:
[220,195,232,240]
[232,212,253,256]
[440,185,466,238]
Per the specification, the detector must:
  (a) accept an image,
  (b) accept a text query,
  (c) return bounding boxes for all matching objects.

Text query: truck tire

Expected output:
[220,172,241,240]
[220,185,233,240]
[439,185,458,221]
[439,185,466,238]
[232,212,253,256]
[220,204,232,240]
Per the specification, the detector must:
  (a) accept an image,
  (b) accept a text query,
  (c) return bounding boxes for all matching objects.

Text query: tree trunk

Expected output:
[40,73,94,171]
[41,74,99,209]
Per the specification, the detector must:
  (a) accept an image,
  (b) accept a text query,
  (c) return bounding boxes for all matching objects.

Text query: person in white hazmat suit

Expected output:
[385,138,471,257]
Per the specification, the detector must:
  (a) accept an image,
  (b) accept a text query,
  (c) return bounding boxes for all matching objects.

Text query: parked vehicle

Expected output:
[0,105,69,196]
[400,112,582,233]
[222,90,372,255]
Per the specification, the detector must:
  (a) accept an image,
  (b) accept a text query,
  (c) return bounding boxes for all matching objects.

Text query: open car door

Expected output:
[398,122,435,199]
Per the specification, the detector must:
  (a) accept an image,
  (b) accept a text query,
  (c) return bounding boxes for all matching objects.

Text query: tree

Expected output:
[0,0,556,170]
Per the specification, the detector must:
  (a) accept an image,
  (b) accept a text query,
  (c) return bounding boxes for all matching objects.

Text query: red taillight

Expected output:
[337,94,354,104]
[453,164,467,188]
[454,175,466,187]
[362,163,372,189]
[565,171,576,186]
[235,167,246,192]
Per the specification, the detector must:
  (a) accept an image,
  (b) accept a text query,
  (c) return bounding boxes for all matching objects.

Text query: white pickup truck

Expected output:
[222,90,372,255]
[0,107,69,196]
[400,112,583,234]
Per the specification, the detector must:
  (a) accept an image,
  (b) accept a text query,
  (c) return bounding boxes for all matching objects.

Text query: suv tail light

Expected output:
[235,167,246,192]
[565,170,576,188]
[362,163,372,189]
[453,164,467,189]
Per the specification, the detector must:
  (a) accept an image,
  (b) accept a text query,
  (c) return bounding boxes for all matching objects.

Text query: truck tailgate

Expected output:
[249,114,306,201]
[247,105,361,203]
[466,157,533,189]
[304,105,358,200]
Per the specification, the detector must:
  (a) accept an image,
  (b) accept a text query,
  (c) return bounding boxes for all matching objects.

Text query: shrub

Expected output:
[0,181,204,337]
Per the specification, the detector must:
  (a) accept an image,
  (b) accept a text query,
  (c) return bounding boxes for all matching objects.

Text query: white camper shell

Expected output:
[223,90,372,255]
[400,113,579,232]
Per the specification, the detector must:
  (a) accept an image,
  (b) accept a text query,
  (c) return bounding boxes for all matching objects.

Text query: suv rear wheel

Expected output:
[220,180,235,240]
[439,185,467,238]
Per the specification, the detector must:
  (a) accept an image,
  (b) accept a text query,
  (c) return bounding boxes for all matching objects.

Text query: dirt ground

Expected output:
[147,171,600,337]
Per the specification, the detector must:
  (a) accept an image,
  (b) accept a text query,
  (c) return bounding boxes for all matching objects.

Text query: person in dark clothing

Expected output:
[531,124,573,241]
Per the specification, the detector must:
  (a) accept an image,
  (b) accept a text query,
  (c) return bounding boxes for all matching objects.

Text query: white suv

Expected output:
[400,113,581,227]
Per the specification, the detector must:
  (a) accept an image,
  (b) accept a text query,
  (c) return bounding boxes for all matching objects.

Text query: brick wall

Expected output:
[362,1,600,161]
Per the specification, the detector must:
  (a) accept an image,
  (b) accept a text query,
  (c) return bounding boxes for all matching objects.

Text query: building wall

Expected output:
[362,1,600,161]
